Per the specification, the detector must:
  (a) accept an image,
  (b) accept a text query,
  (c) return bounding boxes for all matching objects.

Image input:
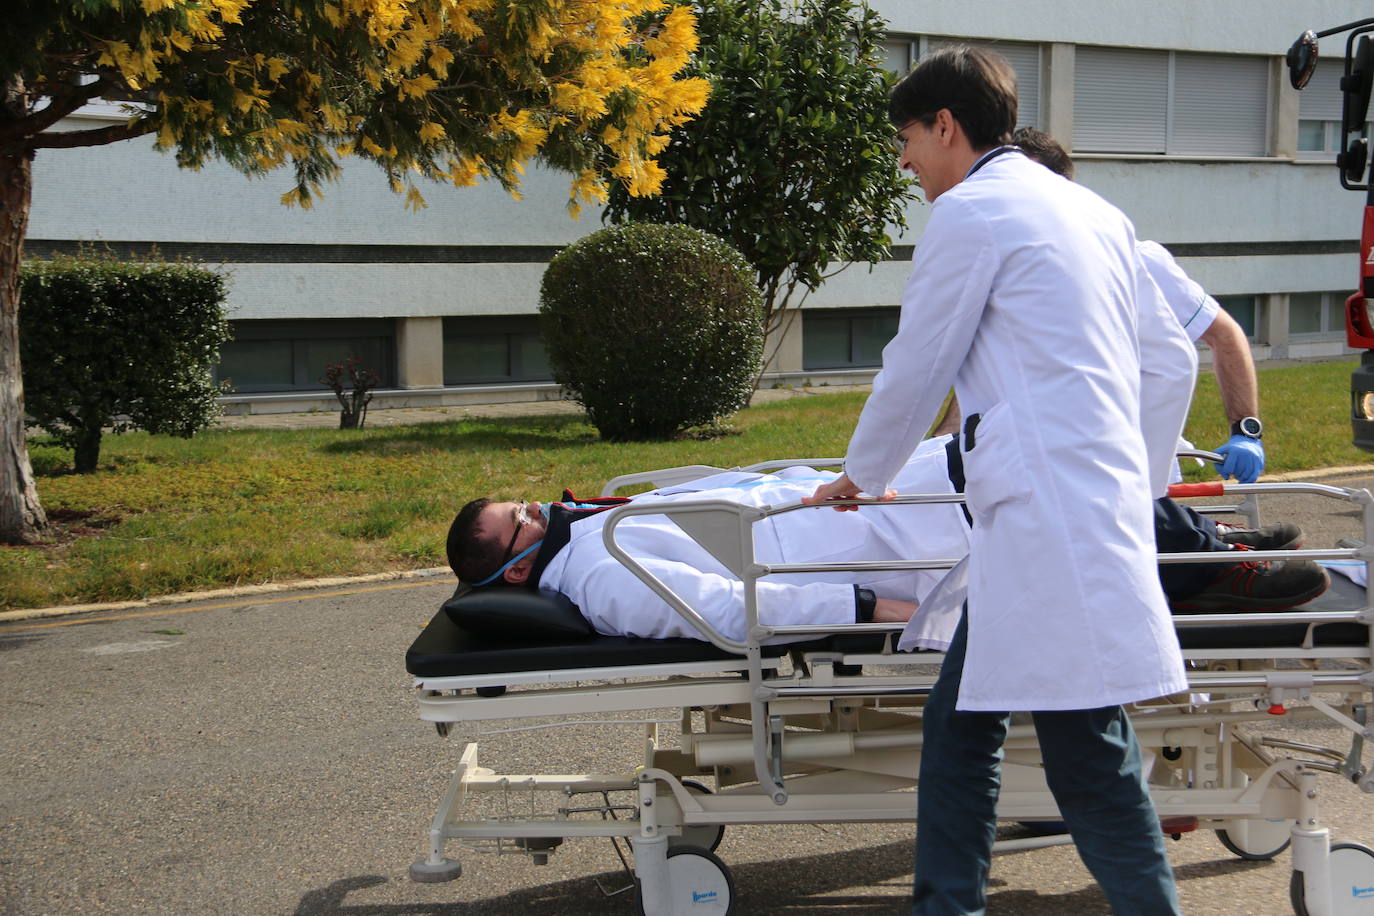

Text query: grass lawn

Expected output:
[2,358,1370,610]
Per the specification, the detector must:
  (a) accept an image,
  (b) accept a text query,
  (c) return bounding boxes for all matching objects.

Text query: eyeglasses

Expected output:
[498,501,535,568]
[890,119,919,153]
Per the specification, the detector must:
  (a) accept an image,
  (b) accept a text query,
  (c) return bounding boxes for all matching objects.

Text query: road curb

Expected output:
[1267,464,1374,481]
[0,566,452,625]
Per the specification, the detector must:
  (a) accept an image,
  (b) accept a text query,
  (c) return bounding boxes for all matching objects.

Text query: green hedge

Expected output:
[20,252,231,472]
[539,223,764,441]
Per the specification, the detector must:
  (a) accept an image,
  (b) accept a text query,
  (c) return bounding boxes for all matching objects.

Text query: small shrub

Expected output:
[20,251,231,472]
[321,356,381,429]
[539,223,764,441]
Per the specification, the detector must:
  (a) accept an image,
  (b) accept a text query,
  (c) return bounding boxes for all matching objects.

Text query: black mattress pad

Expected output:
[407,574,1371,680]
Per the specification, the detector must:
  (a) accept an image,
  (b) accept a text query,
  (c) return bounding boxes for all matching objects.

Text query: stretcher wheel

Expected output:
[408,857,462,882]
[635,846,735,915]
[669,780,724,853]
[1215,820,1293,860]
[1290,842,1374,915]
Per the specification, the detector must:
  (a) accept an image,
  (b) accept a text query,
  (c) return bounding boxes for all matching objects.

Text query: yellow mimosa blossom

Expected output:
[86,0,706,214]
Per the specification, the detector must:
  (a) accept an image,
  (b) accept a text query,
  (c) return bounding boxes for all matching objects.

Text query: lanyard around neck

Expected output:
[965,144,1019,179]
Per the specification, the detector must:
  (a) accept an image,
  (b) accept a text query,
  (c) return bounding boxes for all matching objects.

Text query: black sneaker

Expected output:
[1214,521,1303,551]
[1170,548,1330,613]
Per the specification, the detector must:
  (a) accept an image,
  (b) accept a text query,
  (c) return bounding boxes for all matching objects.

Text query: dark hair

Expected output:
[447,497,501,585]
[889,46,1018,150]
[1012,127,1075,179]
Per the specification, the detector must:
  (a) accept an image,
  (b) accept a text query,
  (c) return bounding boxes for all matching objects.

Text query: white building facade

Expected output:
[24,0,1369,413]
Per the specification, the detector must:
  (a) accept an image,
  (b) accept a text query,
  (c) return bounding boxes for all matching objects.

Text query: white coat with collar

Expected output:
[540,438,969,643]
[844,152,1189,712]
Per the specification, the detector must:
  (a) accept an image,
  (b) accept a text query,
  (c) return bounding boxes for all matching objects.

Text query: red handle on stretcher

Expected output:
[1166,482,1225,498]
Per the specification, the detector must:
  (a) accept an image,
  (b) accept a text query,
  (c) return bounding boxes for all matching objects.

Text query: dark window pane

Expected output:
[513,332,551,378]
[218,339,293,390]
[1327,294,1346,333]
[1289,292,1323,335]
[850,314,899,366]
[1217,295,1257,338]
[445,334,510,381]
[803,317,853,369]
[300,337,390,388]
[443,316,552,384]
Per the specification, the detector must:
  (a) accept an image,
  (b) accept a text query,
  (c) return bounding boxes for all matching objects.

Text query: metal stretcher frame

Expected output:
[408,459,1374,916]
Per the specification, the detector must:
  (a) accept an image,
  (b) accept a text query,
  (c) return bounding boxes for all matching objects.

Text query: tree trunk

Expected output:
[72,422,102,474]
[0,130,48,542]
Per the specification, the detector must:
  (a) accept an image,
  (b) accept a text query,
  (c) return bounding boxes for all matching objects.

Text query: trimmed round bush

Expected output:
[539,223,764,441]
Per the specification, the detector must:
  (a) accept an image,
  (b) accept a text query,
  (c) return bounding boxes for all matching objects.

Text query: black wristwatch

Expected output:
[1230,417,1263,440]
[855,587,877,623]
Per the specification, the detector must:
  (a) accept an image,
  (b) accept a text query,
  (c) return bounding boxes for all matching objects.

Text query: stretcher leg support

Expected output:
[632,835,671,915]
[1292,771,1334,916]
[408,747,473,883]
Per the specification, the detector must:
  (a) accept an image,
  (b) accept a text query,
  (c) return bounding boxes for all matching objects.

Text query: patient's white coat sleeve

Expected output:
[569,556,858,644]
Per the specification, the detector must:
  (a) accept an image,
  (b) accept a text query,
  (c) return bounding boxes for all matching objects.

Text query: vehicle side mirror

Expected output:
[1287,30,1319,89]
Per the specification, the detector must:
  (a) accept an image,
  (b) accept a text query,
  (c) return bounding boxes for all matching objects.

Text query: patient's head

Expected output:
[447,498,547,587]
[1012,126,1074,179]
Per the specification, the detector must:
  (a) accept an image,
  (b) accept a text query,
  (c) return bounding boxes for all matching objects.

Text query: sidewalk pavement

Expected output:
[213,384,875,429]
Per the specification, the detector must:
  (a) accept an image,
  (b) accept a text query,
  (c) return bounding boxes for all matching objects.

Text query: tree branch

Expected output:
[0,76,115,144]
[29,118,157,150]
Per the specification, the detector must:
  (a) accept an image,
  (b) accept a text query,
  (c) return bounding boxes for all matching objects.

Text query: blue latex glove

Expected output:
[1213,434,1265,483]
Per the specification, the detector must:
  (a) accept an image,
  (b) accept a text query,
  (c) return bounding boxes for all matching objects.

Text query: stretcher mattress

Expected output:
[407,574,1369,679]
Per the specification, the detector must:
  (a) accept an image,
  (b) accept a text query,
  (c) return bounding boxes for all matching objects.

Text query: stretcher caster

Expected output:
[1215,819,1293,860]
[669,780,724,853]
[1291,843,1374,915]
[408,857,462,883]
[636,845,735,915]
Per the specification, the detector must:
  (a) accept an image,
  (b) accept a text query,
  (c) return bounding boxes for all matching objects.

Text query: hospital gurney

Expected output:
[406,457,1374,915]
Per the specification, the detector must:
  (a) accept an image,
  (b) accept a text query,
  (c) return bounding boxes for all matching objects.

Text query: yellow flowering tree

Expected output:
[0,0,707,543]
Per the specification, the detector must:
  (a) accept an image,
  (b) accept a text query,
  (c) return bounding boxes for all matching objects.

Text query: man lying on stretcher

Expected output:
[445,435,1328,643]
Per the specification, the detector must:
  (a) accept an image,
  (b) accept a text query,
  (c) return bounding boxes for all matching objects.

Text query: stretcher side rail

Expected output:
[599,458,846,498]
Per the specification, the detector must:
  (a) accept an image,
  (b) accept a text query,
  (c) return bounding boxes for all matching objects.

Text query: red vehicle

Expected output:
[1288,21,1374,449]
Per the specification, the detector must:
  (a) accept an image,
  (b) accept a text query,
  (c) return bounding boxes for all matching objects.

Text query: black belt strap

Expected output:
[944,433,973,527]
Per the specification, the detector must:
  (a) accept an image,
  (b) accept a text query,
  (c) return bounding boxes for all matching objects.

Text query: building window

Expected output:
[443,316,552,385]
[1296,61,1370,159]
[1289,291,1347,338]
[803,308,899,369]
[1073,48,1269,156]
[880,37,917,77]
[915,37,1042,128]
[1216,295,1261,341]
[216,319,394,392]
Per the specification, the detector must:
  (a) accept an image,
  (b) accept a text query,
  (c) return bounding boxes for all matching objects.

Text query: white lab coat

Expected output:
[1139,240,1220,342]
[1138,239,1216,481]
[1134,255,1199,496]
[844,153,1188,712]
[540,438,969,643]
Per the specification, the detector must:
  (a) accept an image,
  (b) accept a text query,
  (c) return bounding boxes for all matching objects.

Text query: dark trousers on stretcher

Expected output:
[1154,496,1230,601]
[912,611,1181,916]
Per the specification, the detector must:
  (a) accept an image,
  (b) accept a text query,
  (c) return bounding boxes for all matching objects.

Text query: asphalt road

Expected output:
[5,471,1374,915]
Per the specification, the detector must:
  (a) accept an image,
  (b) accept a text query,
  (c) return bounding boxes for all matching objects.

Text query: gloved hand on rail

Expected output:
[1212,435,1265,484]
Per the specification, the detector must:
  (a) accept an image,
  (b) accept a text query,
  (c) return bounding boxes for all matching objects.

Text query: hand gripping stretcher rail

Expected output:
[405,453,1374,915]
